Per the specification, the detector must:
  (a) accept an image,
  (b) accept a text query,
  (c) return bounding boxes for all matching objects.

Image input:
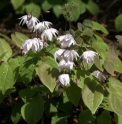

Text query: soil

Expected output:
[0,0,122,124]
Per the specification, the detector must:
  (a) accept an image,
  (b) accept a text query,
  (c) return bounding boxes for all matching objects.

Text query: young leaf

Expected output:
[82,78,104,114]
[64,81,81,106]
[21,95,44,124]
[92,21,109,34]
[38,62,60,92]
[0,38,12,61]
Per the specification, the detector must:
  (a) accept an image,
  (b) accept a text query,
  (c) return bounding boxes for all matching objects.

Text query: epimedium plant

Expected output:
[10,0,99,21]
[0,6,122,124]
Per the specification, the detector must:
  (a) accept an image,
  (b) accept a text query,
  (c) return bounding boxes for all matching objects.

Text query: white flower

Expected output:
[58,59,74,71]
[41,28,58,41]
[54,49,65,61]
[19,14,39,31]
[21,38,43,54]
[57,34,77,48]
[58,74,70,86]
[63,50,79,62]
[92,70,106,82]
[34,21,52,33]
[81,50,98,63]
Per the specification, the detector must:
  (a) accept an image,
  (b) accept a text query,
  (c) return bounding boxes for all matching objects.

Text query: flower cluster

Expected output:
[19,13,105,88]
[54,34,79,86]
[19,13,58,54]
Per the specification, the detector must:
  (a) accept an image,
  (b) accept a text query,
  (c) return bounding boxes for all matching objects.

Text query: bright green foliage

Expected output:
[42,56,58,68]
[38,62,60,92]
[0,62,18,94]
[21,95,44,124]
[18,56,38,84]
[0,38,12,61]
[0,7,122,124]
[11,32,29,48]
[82,78,104,114]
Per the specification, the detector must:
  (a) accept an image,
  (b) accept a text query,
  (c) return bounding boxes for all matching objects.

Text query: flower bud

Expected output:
[58,74,70,86]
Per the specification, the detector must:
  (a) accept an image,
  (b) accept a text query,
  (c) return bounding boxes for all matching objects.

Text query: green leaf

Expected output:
[115,14,122,32]
[19,56,38,84]
[11,102,23,124]
[38,62,59,92]
[82,28,93,36]
[8,58,20,82]
[42,0,53,11]
[97,110,110,124]
[82,78,104,114]
[83,19,93,28]
[64,81,81,106]
[0,33,12,42]
[115,57,122,73]
[42,56,58,68]
[92,21,109,34]
[114,113,122,124]
[107,77,122,94]
[11,0,25,10]
[25,2,41,18]
[53,5,62,18]
[51,115,67,124]
[92,44,108,61]
[78,109,95,124]
[11,32,29,48]
[71,1,86,21]
[0,62,15,94]
[0,87,16,103]
[108,92,122,116]
[86,1,99,15]
[94,56,103,71]
[104,59,114,75]
[19,88,37,103]
[0,38,12,61]
[21,95,44,124]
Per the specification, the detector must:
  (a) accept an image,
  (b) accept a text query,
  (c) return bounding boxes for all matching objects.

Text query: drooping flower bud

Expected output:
[58,74,70,86]
[81,50,98,63]
[92,70,106,82]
